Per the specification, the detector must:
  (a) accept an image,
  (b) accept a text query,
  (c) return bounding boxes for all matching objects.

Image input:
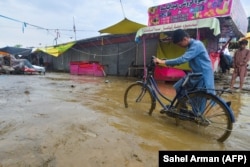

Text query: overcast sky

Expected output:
[0,0,249,48]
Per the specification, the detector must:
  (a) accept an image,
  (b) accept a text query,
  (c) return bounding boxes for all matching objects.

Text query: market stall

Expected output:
[135,0,248,80]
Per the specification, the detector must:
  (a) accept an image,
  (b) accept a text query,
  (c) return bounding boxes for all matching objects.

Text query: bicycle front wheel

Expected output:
[124,82,155,115]
[175,91,233,142]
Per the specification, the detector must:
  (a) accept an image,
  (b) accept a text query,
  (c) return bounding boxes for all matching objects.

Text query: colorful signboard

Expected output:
[148,0,232,26]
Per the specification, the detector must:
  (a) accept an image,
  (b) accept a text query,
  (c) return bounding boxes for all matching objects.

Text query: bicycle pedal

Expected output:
[160,105,171,114]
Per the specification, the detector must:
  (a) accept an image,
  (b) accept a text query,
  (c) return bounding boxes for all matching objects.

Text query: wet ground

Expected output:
[0,72,249,167]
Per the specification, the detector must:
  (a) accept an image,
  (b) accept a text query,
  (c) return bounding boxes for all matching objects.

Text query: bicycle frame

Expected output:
[142,75,172,107]
[139,57,235,122]
[125,56,236,142]
[140,65,181,112]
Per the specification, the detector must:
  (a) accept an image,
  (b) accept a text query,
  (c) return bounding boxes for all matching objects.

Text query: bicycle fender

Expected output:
[208,92,235,123]
[136,81,143,84]
[136,81,156,100]
[219,98,235,123]
[190,91,235,123]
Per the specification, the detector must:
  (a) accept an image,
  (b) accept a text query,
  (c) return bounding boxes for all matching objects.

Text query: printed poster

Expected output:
[148,0,232,26]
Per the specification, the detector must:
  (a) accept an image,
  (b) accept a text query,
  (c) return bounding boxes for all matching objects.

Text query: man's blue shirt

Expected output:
[165,39,215,93]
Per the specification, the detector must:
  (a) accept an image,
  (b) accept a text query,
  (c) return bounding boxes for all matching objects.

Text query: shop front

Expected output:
[136,0,248,80]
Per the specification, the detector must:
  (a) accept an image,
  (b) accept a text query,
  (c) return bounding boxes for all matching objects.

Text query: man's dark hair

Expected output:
[172,29,189,44]
[239,39,248,45]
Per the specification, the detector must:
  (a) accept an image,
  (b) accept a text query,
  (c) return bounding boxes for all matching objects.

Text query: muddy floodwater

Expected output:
[0,73,249,167]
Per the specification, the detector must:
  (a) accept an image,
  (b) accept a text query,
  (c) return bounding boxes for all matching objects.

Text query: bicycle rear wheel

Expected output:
[124,82,155,115]
[175,91,233,142]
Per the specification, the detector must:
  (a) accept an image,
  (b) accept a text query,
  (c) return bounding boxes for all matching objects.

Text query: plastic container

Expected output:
[154,66,185,81]
[70,61,105,76]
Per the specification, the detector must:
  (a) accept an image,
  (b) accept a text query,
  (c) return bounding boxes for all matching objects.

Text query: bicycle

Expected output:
[124,56,235,142]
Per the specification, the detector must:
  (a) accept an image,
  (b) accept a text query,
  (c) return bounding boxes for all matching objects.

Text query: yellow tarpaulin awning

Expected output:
[99,18,146,34]
[37,42,75,57]
[242,32,250,40]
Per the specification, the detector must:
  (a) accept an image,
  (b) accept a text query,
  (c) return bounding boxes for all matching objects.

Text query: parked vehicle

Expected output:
[0,54,45,75]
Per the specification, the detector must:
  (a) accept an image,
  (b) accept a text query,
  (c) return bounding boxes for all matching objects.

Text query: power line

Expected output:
[0,14,97,33]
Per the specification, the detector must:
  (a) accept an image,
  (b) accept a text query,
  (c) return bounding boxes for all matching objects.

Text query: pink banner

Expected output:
[148,0,232,26]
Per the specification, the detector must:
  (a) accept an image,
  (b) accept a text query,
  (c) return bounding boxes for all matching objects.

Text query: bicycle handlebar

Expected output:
[149,56,156,68]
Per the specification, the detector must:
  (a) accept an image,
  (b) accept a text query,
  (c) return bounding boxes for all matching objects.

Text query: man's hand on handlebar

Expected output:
[152,56,166,65]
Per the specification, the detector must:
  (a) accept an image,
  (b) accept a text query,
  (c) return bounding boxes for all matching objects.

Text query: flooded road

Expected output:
[0,73,249,166]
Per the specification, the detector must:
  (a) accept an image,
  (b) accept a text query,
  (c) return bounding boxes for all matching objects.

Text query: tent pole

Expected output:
[135,43,138,65]
[143,36,146,81]
[196,28,200,40]
[117,43,120,75]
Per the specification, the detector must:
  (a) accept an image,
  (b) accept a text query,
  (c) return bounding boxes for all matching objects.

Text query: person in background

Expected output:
[230,39,250,92]
[219,43,232,74]
[39,56,44,66]
[32,56,38,65]
[153,29,215,95]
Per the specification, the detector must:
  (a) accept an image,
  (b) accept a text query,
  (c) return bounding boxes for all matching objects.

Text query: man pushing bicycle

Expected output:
[153,29,215,96]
